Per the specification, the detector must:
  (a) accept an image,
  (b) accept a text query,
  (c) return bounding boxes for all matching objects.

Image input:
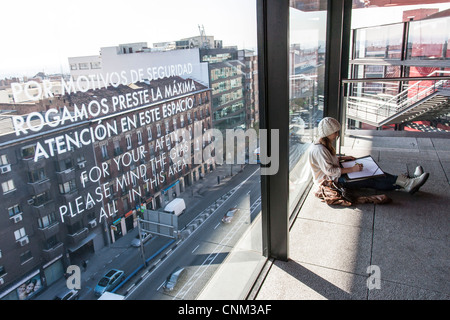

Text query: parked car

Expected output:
[163,267,185,292]
[94,269,125,296]
[53,288,79,300]
[222,208,239,224]
[131,232,152,247]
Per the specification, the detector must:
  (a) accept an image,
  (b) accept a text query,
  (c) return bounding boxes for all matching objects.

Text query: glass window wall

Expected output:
[0,0,263,301]
[289,0,328,214]
[354,23,403,60]
[408,16,450,60]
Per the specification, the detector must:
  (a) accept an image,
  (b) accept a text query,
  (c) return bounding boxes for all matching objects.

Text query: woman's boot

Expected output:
[395,172,429,194]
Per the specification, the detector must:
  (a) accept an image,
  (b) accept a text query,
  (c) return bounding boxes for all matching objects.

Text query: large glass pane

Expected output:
[0,0,263,301]
[289,0,328,214]
[347,3,450,133]
[354,24,403,59]
[408,16,450,60]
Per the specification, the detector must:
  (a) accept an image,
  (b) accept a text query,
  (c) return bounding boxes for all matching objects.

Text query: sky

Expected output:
[1,1,449,78]
[1,0,258,78]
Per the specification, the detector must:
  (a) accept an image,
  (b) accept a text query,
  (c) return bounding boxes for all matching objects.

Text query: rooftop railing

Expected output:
[343,70,450,127]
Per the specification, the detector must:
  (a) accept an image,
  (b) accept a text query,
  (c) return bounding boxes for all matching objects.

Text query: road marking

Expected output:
[125,167,261,299]
[174,202,253,300]
[214,222,221,230]
[192,245,200,253]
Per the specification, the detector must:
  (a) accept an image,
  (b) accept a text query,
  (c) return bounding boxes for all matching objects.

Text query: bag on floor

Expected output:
[315,180,391,206]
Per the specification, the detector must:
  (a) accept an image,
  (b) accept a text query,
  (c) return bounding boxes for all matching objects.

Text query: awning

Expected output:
[162,180,180,192]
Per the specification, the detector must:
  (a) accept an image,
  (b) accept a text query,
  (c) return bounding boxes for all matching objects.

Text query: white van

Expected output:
[163,198,186,216]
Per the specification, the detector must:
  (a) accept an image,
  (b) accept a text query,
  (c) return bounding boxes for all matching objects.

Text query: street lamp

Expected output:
[137,218,147,267]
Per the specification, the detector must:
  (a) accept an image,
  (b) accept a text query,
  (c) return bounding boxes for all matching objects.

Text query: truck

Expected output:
[163,198,186,216]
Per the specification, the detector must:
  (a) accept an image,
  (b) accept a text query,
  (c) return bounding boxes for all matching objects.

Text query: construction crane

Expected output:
[198,25,210,49]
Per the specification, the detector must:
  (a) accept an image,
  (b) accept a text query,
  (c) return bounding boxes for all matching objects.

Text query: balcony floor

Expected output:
[254,130,450,300]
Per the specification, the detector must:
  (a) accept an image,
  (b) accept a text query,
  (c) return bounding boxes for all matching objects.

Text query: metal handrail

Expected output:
[343,71,450,126]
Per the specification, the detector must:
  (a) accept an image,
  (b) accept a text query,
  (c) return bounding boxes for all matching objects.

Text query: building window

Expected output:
[2,179,15,194]
[67,221,83,235]
[28,168,46,183]
[173,118,177,130]
[149,143,155,157]
[78,62,89,70]
[147,126,153,141]
[131,172,137,187]
[33,192,51,206]
[126,135,132,149]
[91,61,101,69]
[165,120,170,134]
[0,154,8,165]
[77,155,86,163]
[38,212,57,229]
[101,144,108,159]
[8,204,21,217]
[123,196,130,212]
[14,227,27,241]
[44,235,59,250]
[59,179,77,194]
[57,158,74,172]
[137,131,143,144]
[21,145,36,160]
[113,140,122,156]
[19,251,32,264]
[156,124,161,137]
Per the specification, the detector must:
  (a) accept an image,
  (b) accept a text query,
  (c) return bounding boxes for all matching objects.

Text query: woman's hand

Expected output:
[340,162,364,175]
[352,163,363,172]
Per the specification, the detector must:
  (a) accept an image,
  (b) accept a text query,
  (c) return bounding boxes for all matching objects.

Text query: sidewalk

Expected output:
[35,163,241,300]
[35,228,137,300]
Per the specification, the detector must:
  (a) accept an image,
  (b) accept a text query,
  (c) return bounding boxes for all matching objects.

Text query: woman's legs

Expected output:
[339,170,429,194]
[339,173,399,191]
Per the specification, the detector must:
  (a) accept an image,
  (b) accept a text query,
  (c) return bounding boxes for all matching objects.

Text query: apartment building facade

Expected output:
[0,72,213,299]
[0,119,102,300]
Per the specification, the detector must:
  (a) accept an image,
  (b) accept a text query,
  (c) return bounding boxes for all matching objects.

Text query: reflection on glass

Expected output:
[347,11,450,132]
[408,17,450,60]
[354,24,403,60]
[289,0,327,213]
[0,0,262,301]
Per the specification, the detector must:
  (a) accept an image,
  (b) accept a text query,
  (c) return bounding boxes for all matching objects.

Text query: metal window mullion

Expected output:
[257,0,289,261]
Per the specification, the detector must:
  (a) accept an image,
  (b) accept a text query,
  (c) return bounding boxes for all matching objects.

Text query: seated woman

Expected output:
[308,117,429,194]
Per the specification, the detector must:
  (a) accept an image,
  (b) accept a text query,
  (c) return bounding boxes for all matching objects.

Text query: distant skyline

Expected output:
[1,1,449,78]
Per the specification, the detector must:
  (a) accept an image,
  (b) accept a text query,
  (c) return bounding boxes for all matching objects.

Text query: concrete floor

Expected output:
[255,131,450,300]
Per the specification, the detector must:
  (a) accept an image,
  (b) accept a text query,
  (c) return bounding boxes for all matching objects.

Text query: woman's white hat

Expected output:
[318,117,341,138]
